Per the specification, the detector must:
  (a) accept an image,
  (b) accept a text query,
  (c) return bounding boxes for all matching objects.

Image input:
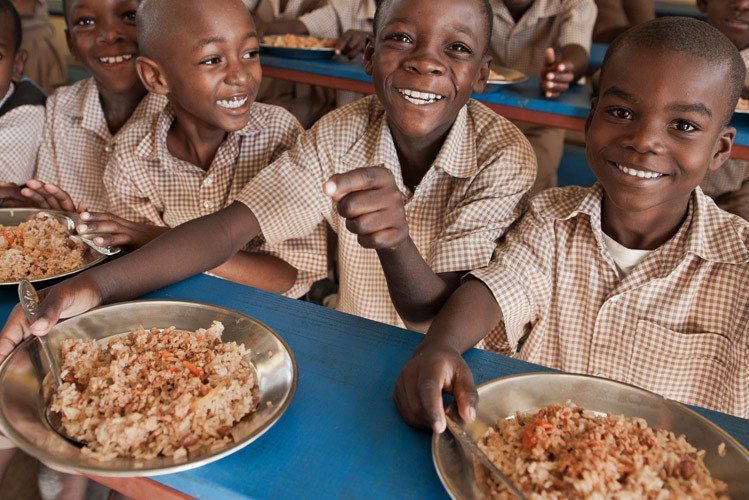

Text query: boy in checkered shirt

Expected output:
[699,0,749,221]
[489,0,597,194]
[0,0,45,187]
[395,18,749,429]
[89,0,323,296]
[0,0,536,345]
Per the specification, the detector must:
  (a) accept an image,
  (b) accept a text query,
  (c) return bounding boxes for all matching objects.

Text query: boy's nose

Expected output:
[404,51,446,76]
[620,124,666,155]
[96,21,125,44]
[225,63,250,86]
[733,0,749,10]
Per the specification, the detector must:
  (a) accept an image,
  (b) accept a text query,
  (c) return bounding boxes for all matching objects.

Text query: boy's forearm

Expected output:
[416,279,502,355]
[87,202,261,304]
[209,250,298,294]
[377,238,462,332]
[560,44,589,80]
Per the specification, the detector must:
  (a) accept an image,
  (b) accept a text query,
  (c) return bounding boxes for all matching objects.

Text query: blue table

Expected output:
[655,1,704,18]
[1,274,747,499]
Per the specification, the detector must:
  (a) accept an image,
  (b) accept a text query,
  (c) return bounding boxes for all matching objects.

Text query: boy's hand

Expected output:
[0,183,36,208]
[0,279,102,363]
[335,30,370,60]
[20,180,85,213]
[394,343,478,433]
[76,212,169,249]
[540,47,576,99]
[323,166,408,249]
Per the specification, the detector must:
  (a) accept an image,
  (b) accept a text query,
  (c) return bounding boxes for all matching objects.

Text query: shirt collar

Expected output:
[58,78,112,140]
[546,183,749,265]
[0,82,14,109]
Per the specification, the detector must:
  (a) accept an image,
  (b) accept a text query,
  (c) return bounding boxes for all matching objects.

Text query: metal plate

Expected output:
[432,373,749,499]
[0,208,108,287]
[0,300,298,477]
[260,45,335,60]
[483,66,529,92]
[736,98,749,114]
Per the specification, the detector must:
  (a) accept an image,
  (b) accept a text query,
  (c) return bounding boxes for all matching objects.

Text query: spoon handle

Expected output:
[18,280,63,386]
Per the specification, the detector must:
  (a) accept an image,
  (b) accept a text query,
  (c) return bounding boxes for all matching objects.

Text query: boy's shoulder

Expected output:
[466,98,535,155]
[45,78,95,117]
[0,80,47,117]
[527,184,598,221]
[242,102,303,136]
[312,94,380,134]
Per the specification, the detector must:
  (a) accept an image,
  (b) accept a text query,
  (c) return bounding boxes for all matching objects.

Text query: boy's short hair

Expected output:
[372,0,494,55]
[601,17,745,125]
[0,0,22,54]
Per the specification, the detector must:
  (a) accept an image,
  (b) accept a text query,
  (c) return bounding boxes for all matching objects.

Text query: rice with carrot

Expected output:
[51,321,258,460]
[0,215,85,281]
[477,402,728,499]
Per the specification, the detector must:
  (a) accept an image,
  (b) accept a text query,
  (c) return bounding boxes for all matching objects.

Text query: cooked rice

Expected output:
[477,402,728,499]
[51,321,258,460]
[0,215,85,281]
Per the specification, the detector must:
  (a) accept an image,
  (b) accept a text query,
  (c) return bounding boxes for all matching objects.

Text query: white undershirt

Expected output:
[602,232,654,277]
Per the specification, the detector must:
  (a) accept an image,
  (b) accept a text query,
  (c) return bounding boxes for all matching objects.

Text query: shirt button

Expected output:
[203,178,213,187]
[203,200,213,209]
[104,144,114,153]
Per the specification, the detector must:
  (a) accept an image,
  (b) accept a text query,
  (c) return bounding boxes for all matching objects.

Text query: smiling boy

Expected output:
[394,17,749,431]
[0,0,535,350]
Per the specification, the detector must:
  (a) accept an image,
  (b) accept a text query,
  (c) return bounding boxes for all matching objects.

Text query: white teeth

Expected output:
[98,54,133,64]
[616,163,663,179]
[216,96,248,109]
[397,88,444,105]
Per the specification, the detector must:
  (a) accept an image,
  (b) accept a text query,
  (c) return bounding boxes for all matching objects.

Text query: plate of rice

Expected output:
[432,373,749,499]
[260,34,337,59]
[0,300,297,476]
[0,208,108,286]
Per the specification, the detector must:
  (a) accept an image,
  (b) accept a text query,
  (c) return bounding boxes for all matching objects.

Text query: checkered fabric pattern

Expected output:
[700,48,749,220]
[472,184,749,418]
[35,79,167,212]
[488,0,597,77]
[0,83,45,184]
[236,95,536,328]
[104,102,326,299]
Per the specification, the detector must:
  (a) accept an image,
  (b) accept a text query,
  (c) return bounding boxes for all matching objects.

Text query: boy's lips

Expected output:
[725,17,749,30]
[97,53,135,66]
[216,94,250,112]
[395,87,446,106]
[609,161,666,180]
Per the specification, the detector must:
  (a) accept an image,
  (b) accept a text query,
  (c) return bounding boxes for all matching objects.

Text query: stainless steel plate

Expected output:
[433,373,749,499]
[0,208,108,287]
[0,300,298,477]
[483,66,529,92]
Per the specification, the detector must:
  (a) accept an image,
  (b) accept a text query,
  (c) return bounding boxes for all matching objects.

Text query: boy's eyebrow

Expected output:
[602,86,637,103]
[383,17,415,28]
[195,32,257,49]
[666,102,713,118]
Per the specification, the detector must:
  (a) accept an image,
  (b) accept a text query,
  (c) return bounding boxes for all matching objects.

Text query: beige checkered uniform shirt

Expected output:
[35,78,167,212]
[700,48,749,221]
[236,95,536,328]
[472,184,749,418]
[103,103,325,298]
[0,83,45,184]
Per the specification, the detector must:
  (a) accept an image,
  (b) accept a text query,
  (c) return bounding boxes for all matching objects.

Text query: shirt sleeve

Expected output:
[469,208,555,351]
[103,156,165,225]
[0,105,45,184]
[299,4,342,39]
[34,94,60,185]
[558,0,597,53]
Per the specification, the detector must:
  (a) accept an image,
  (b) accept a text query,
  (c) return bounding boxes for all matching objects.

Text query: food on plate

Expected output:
[262,34,336,49]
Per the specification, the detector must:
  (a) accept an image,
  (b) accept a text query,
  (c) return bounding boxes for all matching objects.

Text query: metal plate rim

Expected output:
[0,299,298,477]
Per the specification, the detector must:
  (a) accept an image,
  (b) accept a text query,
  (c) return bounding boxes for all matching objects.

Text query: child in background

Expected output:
[395,18,749,431]
[0,0,46,186]
[699,0,749,221]
[592,0,654,43]
[489,0,596,193]
[95,0,324,295]
[252,0,335,127]
[0,0,536,346]
[10,0,66,92]
[22,0,166,214]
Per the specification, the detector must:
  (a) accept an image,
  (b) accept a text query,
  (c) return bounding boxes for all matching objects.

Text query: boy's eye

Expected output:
[75,17,95,27]
[387,33,412,44]
[200,56,222,66]
[123,11,137,22]
[670,120,699,133]
[449,43,473,54]
[242,50,260,60]
[608,108,632,120]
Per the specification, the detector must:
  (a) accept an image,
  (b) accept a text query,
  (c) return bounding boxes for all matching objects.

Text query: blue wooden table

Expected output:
[1,274,747,499]
[261,55,749,160]
[655,1,704,18]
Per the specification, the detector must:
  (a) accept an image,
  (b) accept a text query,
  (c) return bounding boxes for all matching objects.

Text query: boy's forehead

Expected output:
[0,15,13,47]
[378,0,487,36]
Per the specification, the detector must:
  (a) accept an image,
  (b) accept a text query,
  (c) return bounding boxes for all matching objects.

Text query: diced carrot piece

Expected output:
[536,421,554,430]
[182,360,202,378]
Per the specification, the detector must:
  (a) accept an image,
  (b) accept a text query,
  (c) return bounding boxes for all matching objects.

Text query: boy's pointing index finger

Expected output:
[323,167,392,202]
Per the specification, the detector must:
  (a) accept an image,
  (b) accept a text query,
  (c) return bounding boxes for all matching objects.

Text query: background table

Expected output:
[1,274,747,499]
[261,56,749,161]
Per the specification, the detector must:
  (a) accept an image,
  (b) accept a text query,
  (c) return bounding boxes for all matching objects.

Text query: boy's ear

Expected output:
[64,29,81,62]
[585,97,598,136]
[695,0,707,14]
[136,56,169,95]
[363,37,375,76]
[11,49,27,82]
[708,125,736,172]
[472,56,492,94]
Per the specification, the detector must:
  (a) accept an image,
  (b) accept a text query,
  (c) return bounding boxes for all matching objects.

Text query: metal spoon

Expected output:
[18,279,85,447]
[444,405,527,500]
[36,211,120,256]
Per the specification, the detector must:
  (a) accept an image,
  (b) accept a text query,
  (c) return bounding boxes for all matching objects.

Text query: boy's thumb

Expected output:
[544,47,556,65]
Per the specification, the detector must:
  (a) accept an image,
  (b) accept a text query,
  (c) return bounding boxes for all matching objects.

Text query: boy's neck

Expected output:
[167,107,228,172]
[389,120,451,193]
[504,2,532,22]
[96,81,147,136]
[600,193,691,251]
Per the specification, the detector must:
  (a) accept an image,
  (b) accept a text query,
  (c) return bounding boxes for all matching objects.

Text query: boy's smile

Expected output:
[587,45,735,218]
[699,0,749,50]
[65,0,142,94]
[364,0,490,146]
